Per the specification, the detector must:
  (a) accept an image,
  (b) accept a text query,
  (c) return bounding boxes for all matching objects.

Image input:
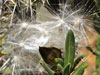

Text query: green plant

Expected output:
[86,37,100,68]
[95,36,100,68]
[40,30,88,75]
[93,36,100,75]
[86,36,100,75]
[93,0,100,34]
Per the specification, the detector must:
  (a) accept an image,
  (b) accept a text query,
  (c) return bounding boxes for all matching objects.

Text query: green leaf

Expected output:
[64,30,75,67]
[96,36,100,46]
[73,62,88,75]
[55,58,63,65]
[63,63,71,75]
[40,60,54,75]
[57,64,63,70]
[93,13,100,34]
[96,36,100,68]
[71,55,86,72]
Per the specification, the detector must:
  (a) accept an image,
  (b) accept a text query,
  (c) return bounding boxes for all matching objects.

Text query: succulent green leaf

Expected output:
[40,60,54,75]
[73,62,88,75]
[96,36,100,45]
[64,30,75,67]
[57,64,63,70]
[55,58,63,65]
[63,63,71,75]
[71,55,86,72]
[96,36,100,68]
